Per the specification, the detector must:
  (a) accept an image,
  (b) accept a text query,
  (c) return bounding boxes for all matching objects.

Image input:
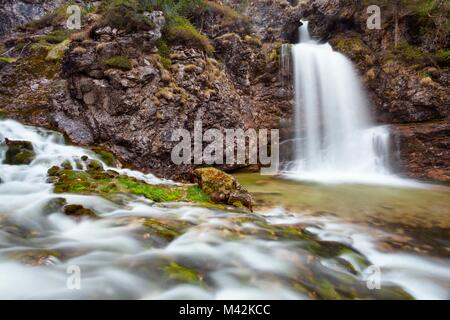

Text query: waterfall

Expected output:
[284,21,398,185]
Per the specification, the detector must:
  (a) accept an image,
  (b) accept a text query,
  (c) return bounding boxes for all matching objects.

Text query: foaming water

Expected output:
[284,21,414,187]
[0,119,449,299]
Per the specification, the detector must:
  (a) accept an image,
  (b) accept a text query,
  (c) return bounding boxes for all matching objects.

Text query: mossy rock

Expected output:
[3,139,35,165]
[91,147,117,167]
[46,158,221,207]
[163,262,203,285]
[7,249,61,266]
[43,197,67,214]
[193,167,253,210]
[63,204,97,219]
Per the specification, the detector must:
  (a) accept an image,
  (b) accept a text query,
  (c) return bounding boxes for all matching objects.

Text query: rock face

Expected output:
[0,0,448,182]
[0,2,293,180]
[0,0,66,36]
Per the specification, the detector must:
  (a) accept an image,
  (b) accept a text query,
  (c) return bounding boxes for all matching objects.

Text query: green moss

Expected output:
[244,35,262,47]
[334,37,367,54]
[186,185,210,203]
[91,147,117,167]
[44,30,70,44]
[102,55,132,71]
[4,140,35,165]
[434,49,450,65]
[118,177,182,202]
[194,167,235,195]
[0,109,8,119]
[48,158,231,207]
[164,262,203,284]
[156,39,172,68]
[202,1,249,27]
[0,56,16,64]
[395,42,426,64]
[98,0,155,33]
[143,218,191,241]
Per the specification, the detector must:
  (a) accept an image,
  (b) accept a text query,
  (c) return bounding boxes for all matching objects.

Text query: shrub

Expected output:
[203,1,245,23]
[44,30,70,44]
[165,16,214,54]
[434,49,450,65]
[156,39,172,68]
[102,55,132,70]
[395,42,426,64]
[98,0,154,33]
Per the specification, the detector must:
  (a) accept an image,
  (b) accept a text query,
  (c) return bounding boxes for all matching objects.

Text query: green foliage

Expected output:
[118,176,182,202]
[156,39,172,68]
[0,56,16,64]
[0,109,7,119]
[102,55,133,71]
[91,147,117,167]
[434,49,450,65]
[202,0,246,24]
[99,0,155,33]
[186,185,210,203]
[44,30,70,44]
[165,15,214,54]
[145,0,204,19]
[395,42,426,64]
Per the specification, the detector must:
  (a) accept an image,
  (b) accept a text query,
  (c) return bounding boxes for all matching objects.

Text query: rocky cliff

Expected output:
[0,0,448,182]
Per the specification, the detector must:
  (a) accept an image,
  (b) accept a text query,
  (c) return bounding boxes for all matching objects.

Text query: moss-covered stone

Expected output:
[47,158,221,207]
[163,262,203,285]
[3,139,35,165]
[102,55,132,71]
[63,204,97,219]
[91,147,117,167]
[193,167,253,210]
[43,197,67,214]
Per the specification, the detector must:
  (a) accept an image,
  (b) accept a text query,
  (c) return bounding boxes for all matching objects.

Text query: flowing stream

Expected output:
[284,22,405,185]
[0,119,449,299]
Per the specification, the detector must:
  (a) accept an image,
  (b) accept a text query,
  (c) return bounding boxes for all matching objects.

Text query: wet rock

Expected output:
[61,160,73,170]
[7,249,61,266]
[193,167,253,210]
[47,165,61,176]
[63,204,97,219]
[3,138,35,165]
[86,159,104,172]
[43,197,67,214]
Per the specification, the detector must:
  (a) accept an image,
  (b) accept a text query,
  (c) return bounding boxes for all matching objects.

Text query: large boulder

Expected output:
[192,167,253,211]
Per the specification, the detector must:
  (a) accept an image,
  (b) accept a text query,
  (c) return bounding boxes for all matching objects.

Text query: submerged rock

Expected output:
[3,138,35,165]
[63,204,97,219]
[193,167,253,211]
[43,197,67,214]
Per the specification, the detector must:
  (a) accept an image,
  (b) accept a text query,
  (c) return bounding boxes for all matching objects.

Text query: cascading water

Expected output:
[0,119,448,299]
[284,21,398,185]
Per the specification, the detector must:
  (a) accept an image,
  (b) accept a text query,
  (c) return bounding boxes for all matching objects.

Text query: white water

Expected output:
[284,22,411,186]
[0,119,449,299]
